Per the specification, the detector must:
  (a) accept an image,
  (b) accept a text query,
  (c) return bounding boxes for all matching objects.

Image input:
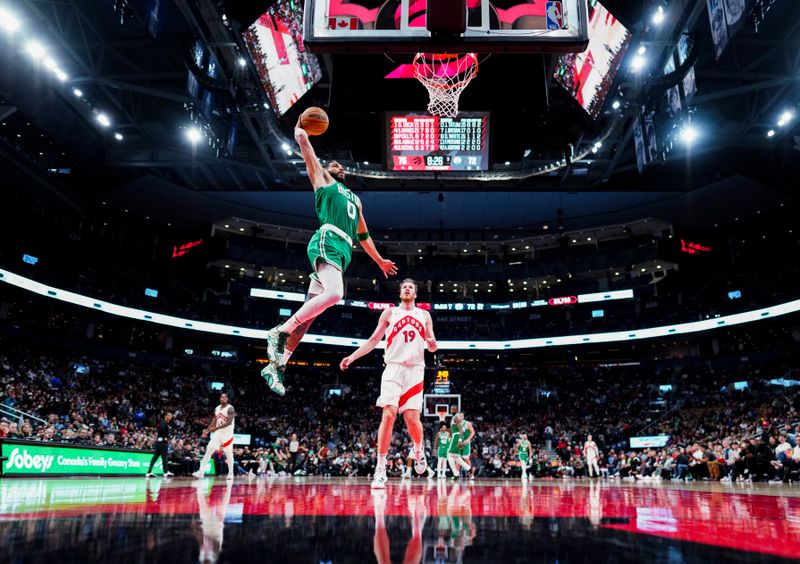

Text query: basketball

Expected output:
[300,107,329,136]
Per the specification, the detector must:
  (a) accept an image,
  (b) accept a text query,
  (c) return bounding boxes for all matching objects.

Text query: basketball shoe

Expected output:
[265,326,287,366]
[414,449,428,475]
[372,467,388,489]
[260,362,285,396]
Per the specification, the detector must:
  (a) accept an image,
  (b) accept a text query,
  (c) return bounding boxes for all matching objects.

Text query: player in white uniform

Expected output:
[584,434,600,478]
[340,278,437,489]
[193,392,236,481]
[195,480,233,564]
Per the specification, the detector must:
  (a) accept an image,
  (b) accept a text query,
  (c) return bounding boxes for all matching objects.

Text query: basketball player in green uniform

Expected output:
[435,424,451,479]
[261,117,398,395]
[447,413,474,479]
[516,433,532,481]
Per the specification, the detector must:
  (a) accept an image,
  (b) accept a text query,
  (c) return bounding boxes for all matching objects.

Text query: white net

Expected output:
[413,53,478,118]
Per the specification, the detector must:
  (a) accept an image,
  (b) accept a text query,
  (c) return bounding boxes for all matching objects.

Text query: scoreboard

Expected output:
[386,111,489,171]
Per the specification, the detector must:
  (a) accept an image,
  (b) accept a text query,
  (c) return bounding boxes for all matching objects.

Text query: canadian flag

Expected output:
[329,16,359,30]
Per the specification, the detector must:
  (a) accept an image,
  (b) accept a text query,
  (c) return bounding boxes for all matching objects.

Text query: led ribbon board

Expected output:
[2,269,799,350]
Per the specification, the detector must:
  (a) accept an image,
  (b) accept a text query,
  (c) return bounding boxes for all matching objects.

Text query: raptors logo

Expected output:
[546,1,565,30]
[386,315,426,349]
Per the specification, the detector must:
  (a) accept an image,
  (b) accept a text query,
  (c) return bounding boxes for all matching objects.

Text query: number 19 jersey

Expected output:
[384,306,427,366]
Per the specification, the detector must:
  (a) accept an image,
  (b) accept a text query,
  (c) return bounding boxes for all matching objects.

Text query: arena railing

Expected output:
[0,404,47,425]
[2,267,800,351]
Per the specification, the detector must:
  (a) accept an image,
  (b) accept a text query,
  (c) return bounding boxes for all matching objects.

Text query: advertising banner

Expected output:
[707,0,729,59]
[1,441,161,476]
[629,435,671,448]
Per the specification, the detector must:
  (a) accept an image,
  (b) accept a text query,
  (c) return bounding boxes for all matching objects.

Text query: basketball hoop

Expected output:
[413,52,478,118]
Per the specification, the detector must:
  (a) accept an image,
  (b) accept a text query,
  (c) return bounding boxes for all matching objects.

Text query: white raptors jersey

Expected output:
[214,404,235,440]
[384,306,427,366]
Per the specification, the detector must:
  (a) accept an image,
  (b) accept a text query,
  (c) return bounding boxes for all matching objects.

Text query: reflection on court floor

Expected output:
[1,477,798,562]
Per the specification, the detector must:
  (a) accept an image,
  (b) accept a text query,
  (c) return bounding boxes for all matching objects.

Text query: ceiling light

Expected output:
[72,88,83,97]
[637,46,647,55]
[504,161,510,166]
[25,41,46,58]
[679,125,697,144]
[96,113,111,127]
[612,100,621,110]
[186,127,202,143]
[630,54,646,71]
[591,147,598,154]
[281,142,290,151]
[238,57,247,67]
[594,141,602,148]
[0,7,22,32]
[777,111,794,127]
[767,130,775,138]
[652,6,664,25]
[114,132,123,141]
[53,69,68,82]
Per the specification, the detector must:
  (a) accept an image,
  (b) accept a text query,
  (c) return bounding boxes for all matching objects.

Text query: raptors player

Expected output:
[340,278,437,489]
[193,392,236,481]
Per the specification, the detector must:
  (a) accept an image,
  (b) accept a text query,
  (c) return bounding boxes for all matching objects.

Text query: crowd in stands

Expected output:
[1,334,798,482]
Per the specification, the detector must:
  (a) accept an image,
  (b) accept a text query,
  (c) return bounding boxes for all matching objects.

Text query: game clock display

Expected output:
[386,112,489,171]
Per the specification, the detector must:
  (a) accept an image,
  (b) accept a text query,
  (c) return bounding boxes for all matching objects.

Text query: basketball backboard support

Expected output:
[303,0,589,54]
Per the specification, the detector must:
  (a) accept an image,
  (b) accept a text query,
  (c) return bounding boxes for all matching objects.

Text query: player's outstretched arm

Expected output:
[339,309,391,370]
[424,310,437,352]
[295,118,333,190]
[355,200,397,278]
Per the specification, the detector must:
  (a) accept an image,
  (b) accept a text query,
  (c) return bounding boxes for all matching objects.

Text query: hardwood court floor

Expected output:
[1,476,798,562]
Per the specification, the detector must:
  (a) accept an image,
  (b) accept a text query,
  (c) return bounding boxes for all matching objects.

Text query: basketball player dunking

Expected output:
[260,118,397,395]
[193,393,236,480]
[340,278,437,489]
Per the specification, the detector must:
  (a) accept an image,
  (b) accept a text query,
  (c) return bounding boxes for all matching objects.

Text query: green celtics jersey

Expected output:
[438,431,451,447]
[518,440,531,456]
[315,180,360,241]
[451,419,469,437]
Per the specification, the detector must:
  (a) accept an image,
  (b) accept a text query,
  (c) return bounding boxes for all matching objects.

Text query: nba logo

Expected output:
[545,1,564,30]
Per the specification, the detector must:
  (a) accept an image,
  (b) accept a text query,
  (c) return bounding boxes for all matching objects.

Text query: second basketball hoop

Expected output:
[413,53,478,118]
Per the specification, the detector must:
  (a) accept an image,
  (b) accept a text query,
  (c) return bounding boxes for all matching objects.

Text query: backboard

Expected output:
[303,0,589,54]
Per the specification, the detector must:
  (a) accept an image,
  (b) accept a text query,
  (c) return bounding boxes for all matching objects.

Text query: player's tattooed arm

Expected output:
[355,198,397,278]
[295,117,333,190]
[215,407,236,430]
[202,415,216,438]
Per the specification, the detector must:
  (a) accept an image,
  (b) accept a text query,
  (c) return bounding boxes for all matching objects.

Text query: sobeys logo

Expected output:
[4,448,55,473]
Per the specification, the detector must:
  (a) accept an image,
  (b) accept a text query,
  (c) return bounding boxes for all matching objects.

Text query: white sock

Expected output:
[277,316,301,335]
[413,443,422,458]
[377,454,387,471]
[282,349,293,366]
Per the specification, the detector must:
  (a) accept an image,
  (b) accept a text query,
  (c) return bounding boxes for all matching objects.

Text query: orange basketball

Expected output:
[300,107,329,136]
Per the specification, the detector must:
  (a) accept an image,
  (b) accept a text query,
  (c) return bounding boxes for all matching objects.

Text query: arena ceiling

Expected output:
[0,0,798,232]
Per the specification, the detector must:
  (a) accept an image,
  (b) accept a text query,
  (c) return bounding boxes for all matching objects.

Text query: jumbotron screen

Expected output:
[242,0,322,116]
[553,1,632,118]
[385,112,489,171]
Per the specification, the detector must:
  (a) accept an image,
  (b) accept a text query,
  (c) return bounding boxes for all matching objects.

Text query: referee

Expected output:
[146,411,174,477]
